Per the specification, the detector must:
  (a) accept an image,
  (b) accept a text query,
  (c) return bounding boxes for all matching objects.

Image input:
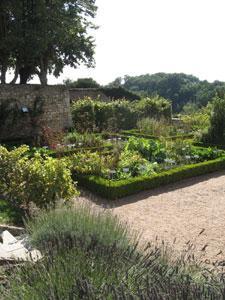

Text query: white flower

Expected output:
[185,155,191,160]
[123,168,129,173]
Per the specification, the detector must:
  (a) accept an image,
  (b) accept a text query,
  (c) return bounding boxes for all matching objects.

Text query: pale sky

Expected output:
[36,0,225,85]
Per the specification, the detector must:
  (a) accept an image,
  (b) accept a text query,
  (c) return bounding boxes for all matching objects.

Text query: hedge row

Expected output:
[194,142,225,150]
[75,157,225,199]
[120,130,194,140]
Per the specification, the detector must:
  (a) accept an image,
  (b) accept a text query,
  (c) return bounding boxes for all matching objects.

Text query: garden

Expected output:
[1,95,225,299]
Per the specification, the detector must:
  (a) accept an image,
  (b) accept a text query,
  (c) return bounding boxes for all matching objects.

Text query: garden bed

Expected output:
[75,157,225,199]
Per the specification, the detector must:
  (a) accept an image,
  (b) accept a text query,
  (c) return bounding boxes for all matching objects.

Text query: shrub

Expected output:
[26,207,131,253]
[0,146,78,213]
[71,98,96,132]
[202,96,225,145]
[71,97,172,133]
[4,208,225,299]
[69,151,106,176]
[134,96,172,120]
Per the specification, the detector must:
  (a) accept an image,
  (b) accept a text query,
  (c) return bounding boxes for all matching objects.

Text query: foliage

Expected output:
[4,207,225,299]
[137,117,176,137]
[125,137,167,162]
[181,106,210,135]
[64,78,100,88]
[64,132,106,148]
[69,151,105,176]
[135,96,172,120]
[71,97,171,133]
[101,86,140,101]
[71,98,136,132]
[76,156,225,199]
[0,199,24,225]
[109,73,225,111]
[27,207,131,252]
[0,145,78,213]
[202,96,225,145]
[0,1,97,84]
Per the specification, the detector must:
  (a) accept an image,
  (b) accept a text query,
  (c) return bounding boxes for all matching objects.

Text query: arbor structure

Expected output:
[0,0,97,85]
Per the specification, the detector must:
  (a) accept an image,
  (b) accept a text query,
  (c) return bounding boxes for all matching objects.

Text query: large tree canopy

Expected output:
[0,0,97,85]
[108,73,225,112]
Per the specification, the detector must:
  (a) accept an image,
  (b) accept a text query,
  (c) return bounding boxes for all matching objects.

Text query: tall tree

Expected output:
[0,0,97,85]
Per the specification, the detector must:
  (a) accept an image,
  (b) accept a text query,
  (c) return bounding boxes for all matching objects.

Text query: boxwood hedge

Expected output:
[75,157,225,199]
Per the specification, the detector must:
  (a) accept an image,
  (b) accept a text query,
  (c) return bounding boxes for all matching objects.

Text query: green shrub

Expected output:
[69,151,106,176]
[26,207,131,253]
[71,96,171,133]
[0,146,78,213]
[202,96,225,144]
[4,208,224,299]
[135,96,172,120]
[75,157,225,199]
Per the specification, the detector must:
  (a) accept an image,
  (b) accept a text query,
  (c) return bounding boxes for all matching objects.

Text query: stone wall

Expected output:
[69,88,109,102]
[0,84,72,142]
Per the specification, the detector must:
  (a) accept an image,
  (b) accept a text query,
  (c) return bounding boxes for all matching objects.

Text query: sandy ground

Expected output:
[78,170,225,264]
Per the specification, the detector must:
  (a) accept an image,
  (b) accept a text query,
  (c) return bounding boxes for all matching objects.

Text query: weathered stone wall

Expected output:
[69,88,109,102]
[0,84,72,142]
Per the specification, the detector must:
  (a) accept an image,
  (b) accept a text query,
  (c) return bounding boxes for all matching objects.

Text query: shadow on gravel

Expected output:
[80,170,225,208]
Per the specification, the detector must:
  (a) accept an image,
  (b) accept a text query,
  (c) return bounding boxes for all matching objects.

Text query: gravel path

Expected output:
[78,170,225,264]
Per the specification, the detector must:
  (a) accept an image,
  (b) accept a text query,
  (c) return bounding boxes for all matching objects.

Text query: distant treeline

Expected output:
[108,73,225,111]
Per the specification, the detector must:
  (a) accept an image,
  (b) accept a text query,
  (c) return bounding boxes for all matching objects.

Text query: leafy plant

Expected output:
[64,131,106,148]
[69,151,106,176]
[0,146,78,214]
[125,136,167,162]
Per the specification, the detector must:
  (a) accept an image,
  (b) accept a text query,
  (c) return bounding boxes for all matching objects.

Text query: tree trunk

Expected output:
[19,66,32,84]
[0,64,7,84]
[39,71,48,85]
[39,56,48,85]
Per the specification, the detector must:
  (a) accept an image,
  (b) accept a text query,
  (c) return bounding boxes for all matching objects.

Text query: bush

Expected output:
[75,156,225,199]
[4,207,225,299]
[0,146,78,213]
[71,97,172,133]
[134,96,172,120]
[26,207,131,253]
[69,151,106,176]
[202,96,225,144]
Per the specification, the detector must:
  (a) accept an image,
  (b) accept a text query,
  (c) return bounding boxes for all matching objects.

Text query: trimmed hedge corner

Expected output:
[75,157,225,199]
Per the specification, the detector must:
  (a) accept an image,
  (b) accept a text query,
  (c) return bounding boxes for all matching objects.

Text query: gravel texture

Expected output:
[78,170,225,264]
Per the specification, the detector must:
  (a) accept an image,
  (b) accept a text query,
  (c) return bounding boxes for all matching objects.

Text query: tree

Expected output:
[0,0,97,85]
[203,95,225,144]
[64,78,100,88]
[109,73,225,112]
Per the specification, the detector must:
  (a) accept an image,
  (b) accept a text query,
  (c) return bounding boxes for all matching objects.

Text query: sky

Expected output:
[36,0,225,85]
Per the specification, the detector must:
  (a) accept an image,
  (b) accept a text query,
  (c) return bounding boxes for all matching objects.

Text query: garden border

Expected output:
[75,157,225,199]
